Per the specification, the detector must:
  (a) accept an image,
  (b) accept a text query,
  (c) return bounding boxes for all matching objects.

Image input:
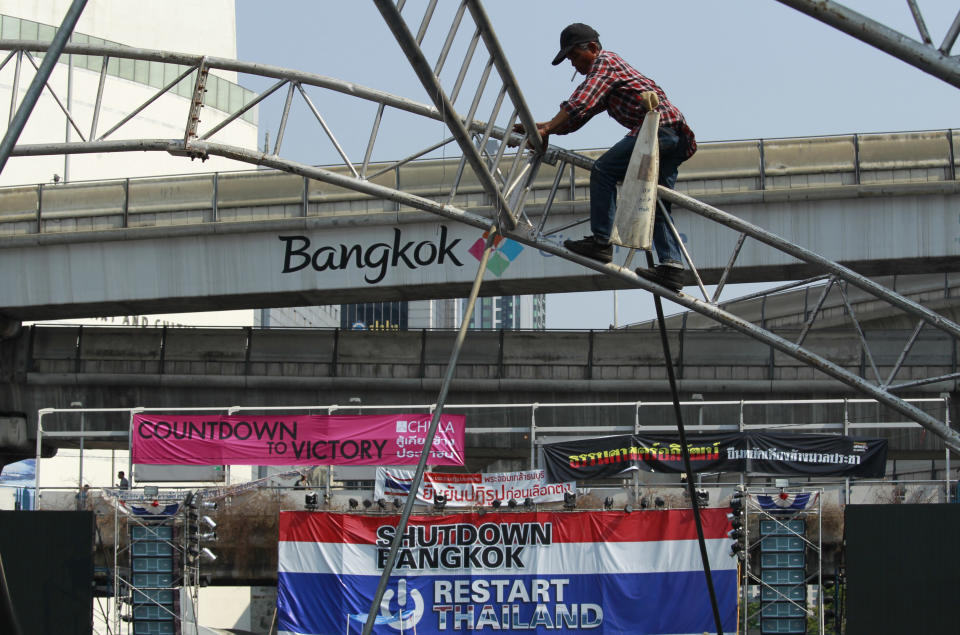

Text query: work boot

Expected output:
[563,235,613,263]
[635,265,685,292]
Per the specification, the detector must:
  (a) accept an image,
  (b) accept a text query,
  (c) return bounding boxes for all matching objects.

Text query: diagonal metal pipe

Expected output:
[361,227,498,635]
[659,186,960,341]
[22,50,87,142]
[775,0,960,88]
[942,9,960,55]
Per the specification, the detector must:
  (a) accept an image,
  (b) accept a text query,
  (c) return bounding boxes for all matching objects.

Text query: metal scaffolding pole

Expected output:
[361,227,499,635]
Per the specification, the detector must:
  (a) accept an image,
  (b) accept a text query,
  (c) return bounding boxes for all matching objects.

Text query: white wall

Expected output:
[0,2,259,625]
[0,0,238,60]
[2,0,259,327]
[0,0,257,186]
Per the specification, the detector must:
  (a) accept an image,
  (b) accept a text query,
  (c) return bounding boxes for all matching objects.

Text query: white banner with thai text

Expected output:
[375,467,575,507]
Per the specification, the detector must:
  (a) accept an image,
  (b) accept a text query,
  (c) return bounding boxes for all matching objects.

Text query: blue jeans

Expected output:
[589,127,686,265]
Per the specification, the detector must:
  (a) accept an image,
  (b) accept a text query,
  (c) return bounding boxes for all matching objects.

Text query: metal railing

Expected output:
[32,397,953,489]
[0,127,956,237]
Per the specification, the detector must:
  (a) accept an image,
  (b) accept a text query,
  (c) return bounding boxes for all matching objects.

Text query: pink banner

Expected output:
[131,414,465,466]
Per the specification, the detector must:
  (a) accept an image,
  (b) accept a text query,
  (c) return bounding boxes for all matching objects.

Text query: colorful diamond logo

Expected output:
[468,231,523,277]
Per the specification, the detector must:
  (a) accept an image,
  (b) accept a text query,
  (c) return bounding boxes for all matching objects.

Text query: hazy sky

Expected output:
[233,1,960,329]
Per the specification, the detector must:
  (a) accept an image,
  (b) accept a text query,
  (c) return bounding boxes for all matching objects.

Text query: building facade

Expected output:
[259,295,547,332]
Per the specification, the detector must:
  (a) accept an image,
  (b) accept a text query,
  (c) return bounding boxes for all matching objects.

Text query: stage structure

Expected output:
[1,3,959,453]
[104,488,219,635]
[735,487,825,635]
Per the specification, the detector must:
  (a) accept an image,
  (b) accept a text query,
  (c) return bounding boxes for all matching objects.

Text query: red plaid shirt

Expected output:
[559,50,696,160]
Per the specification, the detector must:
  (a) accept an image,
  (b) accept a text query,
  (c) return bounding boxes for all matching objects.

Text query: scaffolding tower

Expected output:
[739,487,825,635]
[110,490,216,635]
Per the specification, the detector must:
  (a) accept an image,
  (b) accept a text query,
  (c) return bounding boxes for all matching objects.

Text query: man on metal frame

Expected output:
[516,23,697,291]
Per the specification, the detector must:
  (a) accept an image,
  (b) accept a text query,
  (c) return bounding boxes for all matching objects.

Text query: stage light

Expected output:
[729,488,744,515]
[507,499,517,509]
[696,488,709,506]
[654,497,665,509]
[563,493,576,510]
[202,501,218,510]
[727,487,746,559]
[304,492,318,511]
[363,499,372,509]
[640,497,649,509]
[201,547,217,561]
[433,494,447,512]
[492,499,502,509]
[376,498,387,511]
[199,531,217,541]
[393,498,402,510]
[624,504,633,513]
[200,515,217,530]
[603,497,614,510]
[348,498,359,509]
[523,498,534,509]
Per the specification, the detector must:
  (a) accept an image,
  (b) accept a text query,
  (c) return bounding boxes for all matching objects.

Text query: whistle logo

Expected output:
[380,578,424,631]
[468,230,524,277]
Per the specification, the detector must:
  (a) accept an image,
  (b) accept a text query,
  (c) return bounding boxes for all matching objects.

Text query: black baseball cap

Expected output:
[551,23,600,66]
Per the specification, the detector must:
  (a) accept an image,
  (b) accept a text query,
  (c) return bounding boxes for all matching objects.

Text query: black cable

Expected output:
[93,520,116,633]
[0,550,22,635]
[647,250,724,634]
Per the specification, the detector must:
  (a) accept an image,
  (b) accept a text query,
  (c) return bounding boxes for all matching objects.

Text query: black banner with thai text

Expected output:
[541,431,887,482]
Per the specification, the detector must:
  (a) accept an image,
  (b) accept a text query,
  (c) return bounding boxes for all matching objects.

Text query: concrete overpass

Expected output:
[1,128,958,324]
[2,318,955,462]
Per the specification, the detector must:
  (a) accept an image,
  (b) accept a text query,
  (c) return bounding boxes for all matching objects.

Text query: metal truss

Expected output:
[739,489,826,635]
[776,0,960,88]
[2,3,960,455]
[372,0,546,231]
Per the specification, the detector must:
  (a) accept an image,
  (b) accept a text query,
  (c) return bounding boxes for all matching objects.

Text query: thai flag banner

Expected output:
[754,491,819,513]
[277,510,738,634]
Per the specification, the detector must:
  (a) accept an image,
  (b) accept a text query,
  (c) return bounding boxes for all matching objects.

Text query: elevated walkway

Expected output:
[0,128,957,321]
